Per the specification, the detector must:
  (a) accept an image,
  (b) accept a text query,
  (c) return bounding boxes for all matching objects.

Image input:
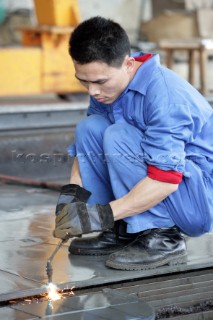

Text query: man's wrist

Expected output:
[96,203,114,230]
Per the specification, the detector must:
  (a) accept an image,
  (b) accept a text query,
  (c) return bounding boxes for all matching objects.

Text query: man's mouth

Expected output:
[95,97,106,103]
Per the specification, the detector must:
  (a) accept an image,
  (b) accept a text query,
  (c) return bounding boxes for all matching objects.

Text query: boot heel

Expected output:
[169,254,187,266]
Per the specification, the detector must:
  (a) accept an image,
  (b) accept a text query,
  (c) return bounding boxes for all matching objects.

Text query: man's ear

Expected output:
[124,55,135,72]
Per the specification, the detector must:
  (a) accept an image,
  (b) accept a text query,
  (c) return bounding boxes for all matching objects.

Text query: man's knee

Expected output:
[103,123,143,153]
[75,115,111,143]
[103,124,128,149]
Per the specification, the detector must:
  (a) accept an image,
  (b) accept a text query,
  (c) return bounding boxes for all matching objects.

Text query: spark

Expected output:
[47,283,62,301]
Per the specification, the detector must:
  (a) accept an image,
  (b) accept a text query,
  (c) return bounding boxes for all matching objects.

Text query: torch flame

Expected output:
[47,283,61,301]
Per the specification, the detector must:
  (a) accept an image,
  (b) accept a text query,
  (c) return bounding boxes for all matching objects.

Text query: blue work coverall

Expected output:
[68,52,213,237]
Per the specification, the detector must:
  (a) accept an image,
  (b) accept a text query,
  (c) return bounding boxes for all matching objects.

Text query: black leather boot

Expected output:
[68,221,137,255]
[105,227,187,270]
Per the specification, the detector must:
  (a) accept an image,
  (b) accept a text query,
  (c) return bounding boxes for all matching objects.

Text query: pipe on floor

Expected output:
[0,174,63,191]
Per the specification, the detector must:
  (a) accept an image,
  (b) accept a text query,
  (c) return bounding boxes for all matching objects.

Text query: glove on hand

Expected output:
[53,202,114,239]
[55,184,91,216]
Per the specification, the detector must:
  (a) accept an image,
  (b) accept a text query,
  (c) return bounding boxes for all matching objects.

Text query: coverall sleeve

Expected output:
[142,100,194,175]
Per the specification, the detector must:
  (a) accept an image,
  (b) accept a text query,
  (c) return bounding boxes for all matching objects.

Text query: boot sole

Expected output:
[105,252,187,271]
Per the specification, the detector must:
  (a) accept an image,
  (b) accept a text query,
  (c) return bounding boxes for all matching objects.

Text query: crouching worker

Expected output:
[53,16,213,271]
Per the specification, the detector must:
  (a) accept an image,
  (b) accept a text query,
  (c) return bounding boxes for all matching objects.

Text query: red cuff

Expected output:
[147,165,183,184]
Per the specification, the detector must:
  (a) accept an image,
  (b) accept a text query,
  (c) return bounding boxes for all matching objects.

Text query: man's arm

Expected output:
[54,173,179,239]
[70,157,82,186]
[110,176,178,220]
[54,175,178,239]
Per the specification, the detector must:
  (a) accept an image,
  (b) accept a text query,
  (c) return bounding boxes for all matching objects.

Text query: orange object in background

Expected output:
[0,48,42,96]
[0,0,85,97]
[34,0,81,26]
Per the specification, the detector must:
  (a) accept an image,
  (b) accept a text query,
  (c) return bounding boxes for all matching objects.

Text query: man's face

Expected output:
[74,56,134,104]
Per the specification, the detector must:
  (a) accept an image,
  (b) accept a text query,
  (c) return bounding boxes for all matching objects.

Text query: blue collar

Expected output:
[128,52,160,95]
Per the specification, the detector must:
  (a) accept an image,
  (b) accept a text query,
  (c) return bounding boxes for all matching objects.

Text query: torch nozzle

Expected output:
[46,237,69,284]
[46,260,53,283]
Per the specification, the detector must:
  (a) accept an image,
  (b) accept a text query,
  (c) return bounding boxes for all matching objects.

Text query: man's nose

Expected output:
[88,83,100,96]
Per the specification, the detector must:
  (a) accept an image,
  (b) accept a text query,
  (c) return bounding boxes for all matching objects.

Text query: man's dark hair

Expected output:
[69,16,131,67]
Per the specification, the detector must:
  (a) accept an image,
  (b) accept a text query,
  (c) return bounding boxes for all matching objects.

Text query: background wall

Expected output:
[79,0,152,43]
[0,0,152,44]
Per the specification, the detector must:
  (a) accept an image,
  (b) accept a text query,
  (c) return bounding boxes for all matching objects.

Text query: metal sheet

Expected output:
[0,183,213,302]
[0,306,38,320]
[11,291,154,320]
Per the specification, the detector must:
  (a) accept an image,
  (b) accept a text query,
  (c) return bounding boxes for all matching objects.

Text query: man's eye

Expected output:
[79,80,88,86]
[97,80,106,84]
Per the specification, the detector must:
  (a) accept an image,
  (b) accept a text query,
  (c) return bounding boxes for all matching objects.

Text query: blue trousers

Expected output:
[69,115,213,237]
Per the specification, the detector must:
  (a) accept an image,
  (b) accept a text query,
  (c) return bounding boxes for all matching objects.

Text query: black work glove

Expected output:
[53,202,114,239]
[55,184,91,216]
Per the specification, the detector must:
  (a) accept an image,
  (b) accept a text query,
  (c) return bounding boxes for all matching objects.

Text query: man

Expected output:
[54,16,213,271]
